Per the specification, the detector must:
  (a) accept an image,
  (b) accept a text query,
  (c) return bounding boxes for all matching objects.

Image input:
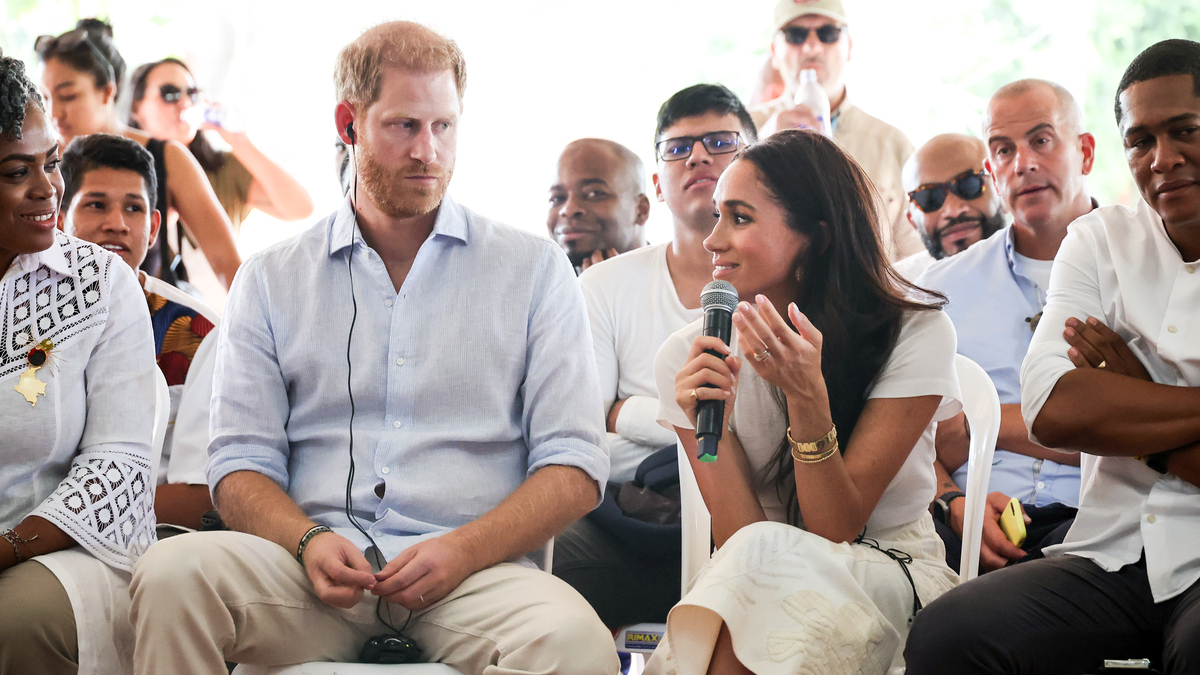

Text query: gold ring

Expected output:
[753,349,771,362]
[1097,360,1107,369]
[690,389,698,401]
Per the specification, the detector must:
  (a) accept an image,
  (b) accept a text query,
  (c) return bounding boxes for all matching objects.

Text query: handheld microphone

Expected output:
[695,280,739,462]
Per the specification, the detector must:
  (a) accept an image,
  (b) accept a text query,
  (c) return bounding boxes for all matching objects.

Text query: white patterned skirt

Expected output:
[644,515,958,675]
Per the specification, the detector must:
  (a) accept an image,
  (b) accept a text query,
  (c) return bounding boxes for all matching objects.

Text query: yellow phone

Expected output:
[998,497,1027,547]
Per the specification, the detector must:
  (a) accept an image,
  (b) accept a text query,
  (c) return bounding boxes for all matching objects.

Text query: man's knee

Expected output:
[513,606,618,675]
[904,582,995,674]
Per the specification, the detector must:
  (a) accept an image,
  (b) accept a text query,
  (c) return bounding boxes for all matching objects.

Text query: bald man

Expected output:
[893,134,1007,279]
[916,79,1097,574]
[548,139,650,273]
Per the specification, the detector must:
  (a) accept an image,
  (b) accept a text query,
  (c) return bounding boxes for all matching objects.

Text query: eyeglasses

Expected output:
[780,24,844,46]
[160,84,201,105]
[655,131,742,162]
[34,28,116,87]
[907,170,989,213]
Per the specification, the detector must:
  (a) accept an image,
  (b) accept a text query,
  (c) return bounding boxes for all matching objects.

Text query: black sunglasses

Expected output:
[907,170,989,213]
[781,24,844,45]
[655,131,742,162]
[160,84,201,105]
[34,28,116,87]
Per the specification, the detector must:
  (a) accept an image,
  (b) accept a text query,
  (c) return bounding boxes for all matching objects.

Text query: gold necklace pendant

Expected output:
[14,339,55,406]
[15,365,47,406]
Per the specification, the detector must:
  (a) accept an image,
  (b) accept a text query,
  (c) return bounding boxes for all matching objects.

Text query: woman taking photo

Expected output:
[648,130,961,674]
[36,19,240,295]
[127,57,313,233]
[0,48,157,674]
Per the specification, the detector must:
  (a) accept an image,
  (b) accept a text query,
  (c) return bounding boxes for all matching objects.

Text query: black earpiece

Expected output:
[346,122,356,145]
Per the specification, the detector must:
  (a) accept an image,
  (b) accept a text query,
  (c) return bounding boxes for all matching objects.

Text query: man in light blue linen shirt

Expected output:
[917,78,1096,573]
[128,21,618,675]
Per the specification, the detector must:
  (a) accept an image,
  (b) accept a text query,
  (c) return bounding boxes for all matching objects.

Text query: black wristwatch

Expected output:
[933,490,966,523]
[1145,451,1173,475]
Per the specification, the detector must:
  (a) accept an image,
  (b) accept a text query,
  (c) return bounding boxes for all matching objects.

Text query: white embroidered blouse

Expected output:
[0,231,158,571]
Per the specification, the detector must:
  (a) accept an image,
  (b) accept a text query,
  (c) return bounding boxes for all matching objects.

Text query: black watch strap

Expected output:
[937,490,966,506]
[1146,451,1173,475]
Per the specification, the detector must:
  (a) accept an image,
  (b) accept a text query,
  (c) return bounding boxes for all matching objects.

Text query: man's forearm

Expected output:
[213,470,316,556]
[998,404,1080,466]
[442,464,598,573]
[1033,371,1200,455]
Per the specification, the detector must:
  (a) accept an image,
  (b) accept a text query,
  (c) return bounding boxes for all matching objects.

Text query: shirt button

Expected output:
[1148,515,1156,523]
[393,421,402,428]
[381,466,390,475]
[1188,265,1196,274]
[396,358,405,366]
[384,299,393,307]
[1037,481,1045,490]
[1168,326,1178,333]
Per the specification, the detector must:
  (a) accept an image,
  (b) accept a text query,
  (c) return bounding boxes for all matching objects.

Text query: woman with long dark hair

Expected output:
[36,19,240,297]
[127,57,313,233]
[647,130,961,673]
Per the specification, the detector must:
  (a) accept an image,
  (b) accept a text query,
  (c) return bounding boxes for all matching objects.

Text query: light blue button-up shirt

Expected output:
[207,195,609,560]
[917,227,1080,507]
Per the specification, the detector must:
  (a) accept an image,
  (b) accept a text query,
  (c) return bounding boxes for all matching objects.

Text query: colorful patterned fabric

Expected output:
[145,290,214,386]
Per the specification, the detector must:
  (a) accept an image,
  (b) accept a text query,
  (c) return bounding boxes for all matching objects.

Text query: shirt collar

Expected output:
[327,194,468,257]
[3,230,74,284]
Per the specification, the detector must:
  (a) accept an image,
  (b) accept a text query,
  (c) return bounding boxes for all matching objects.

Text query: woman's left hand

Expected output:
[733,295,826,404]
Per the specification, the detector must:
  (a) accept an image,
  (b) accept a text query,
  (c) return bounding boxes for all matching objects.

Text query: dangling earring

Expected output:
[794,266,803,283]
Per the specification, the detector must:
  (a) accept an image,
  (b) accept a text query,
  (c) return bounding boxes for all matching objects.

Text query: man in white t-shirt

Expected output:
[917,80,1098,574]
[58,133,219,531]
[893,134,1006,280]
[551,84,757,628]
[906,40,1200,673]
[547,139,649,273]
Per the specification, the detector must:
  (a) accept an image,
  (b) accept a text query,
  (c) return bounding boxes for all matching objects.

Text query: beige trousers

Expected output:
[130,531,618,675]
[0,560,78,675]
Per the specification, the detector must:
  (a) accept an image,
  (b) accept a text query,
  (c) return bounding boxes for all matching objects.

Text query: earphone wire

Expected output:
[345,127,410,635]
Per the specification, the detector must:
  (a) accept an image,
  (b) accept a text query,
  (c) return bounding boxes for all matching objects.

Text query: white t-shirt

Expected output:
[579,243,703,483]
[893,250,936,282]
[141,275,220,485]
[1022,200,1200,602]
[655,308,962,532]
[1013,251,1055,295]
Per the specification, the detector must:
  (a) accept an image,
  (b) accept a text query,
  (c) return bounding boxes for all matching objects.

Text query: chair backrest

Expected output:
[954,354,1002,583]
[150,368,170,488]
[677,440,711,597]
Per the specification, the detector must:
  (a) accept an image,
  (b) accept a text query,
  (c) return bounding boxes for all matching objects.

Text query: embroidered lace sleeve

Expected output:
[25,238,159,571]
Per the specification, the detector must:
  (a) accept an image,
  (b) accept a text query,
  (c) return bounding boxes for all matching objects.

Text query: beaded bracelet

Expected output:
[295,525,333,567]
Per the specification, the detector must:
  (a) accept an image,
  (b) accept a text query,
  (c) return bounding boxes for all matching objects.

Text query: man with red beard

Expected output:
[127,21,618,675]
[917,79,1097,574]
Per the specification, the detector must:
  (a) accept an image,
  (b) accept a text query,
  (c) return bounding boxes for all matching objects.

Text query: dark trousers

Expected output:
[552,516,680,629]
[904,554,1200,674]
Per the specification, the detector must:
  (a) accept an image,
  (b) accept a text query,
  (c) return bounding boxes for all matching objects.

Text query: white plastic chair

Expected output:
[149,368,170,488]
[954,353,1002,583]
[229,541,554,675]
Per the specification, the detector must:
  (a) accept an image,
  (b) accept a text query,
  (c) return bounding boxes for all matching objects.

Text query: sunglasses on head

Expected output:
[159,84,201,105]
[907,170,989,213]
[781,24,844,45]
[34,28,116,87]
[655,131,742,162]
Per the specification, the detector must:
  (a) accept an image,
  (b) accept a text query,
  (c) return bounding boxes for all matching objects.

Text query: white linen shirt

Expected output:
[207,195,609,561]
[1022,200,1200,602]
[0,230,157,571]
[579,243,702,483]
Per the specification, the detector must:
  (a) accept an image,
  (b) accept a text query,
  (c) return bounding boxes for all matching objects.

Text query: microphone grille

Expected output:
[700,280,739,313]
